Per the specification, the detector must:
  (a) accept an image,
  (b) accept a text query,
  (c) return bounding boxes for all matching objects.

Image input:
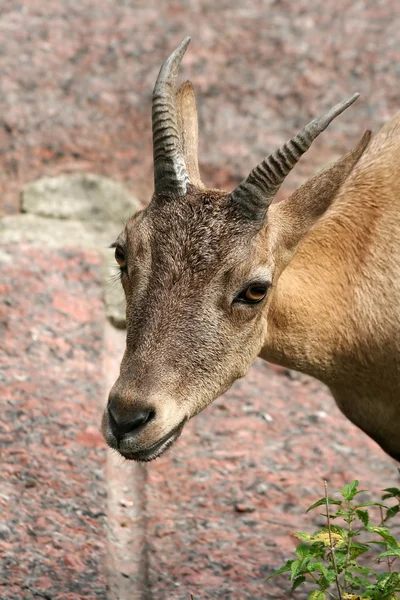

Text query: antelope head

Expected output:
[102,38,370,461]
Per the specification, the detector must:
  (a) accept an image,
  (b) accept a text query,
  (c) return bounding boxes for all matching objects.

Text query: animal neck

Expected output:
[259,182,383,385]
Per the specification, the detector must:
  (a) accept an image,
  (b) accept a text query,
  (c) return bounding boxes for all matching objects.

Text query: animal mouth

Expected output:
[119,420,185,462]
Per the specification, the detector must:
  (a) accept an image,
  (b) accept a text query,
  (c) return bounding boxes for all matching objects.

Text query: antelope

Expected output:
[102,37,400,463]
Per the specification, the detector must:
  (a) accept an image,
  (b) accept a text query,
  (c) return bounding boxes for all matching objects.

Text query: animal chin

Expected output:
[119,421,185,462]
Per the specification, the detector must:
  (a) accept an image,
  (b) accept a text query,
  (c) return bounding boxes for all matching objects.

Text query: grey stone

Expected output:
[0,214,114,248]
[1,173,137,329]
[22,173,138,225]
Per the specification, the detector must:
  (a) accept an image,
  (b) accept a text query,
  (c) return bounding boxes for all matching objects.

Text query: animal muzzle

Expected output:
[102,388,186,461]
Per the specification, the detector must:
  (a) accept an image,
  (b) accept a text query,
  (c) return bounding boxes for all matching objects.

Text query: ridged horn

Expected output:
[152,37,191,196]
[229,93,360,221]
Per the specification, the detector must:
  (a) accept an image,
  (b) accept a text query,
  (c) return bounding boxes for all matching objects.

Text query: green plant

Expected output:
[268,480,400,599]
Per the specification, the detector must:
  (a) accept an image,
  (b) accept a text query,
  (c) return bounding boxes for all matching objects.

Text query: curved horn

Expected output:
[229,93,360,222]
[152,37,191,196]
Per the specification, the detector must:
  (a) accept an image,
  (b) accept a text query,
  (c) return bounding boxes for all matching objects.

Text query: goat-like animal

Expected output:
[102,38,400,462]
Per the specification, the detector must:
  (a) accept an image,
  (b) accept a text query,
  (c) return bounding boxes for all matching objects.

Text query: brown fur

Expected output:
[262,114,400,460]
[102,85,400,462]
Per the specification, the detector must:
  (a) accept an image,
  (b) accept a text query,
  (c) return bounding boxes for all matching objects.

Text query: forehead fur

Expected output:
[128,186,258,280]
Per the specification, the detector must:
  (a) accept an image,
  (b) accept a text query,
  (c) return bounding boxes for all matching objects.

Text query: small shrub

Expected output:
[268,480,400,599]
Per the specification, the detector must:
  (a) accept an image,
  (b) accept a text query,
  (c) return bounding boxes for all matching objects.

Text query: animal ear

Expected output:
[229,94,360,222]
[267,130,372,270]
[177,80,204,188]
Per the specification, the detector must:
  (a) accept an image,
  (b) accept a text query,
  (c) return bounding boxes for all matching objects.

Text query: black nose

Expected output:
[107,401,155,442]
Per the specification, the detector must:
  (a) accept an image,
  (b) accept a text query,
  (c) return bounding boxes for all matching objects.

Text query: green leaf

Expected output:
[374,571,400,593]
[290,560,301,580]
[347,529,361,539]
[307,543,326,560]
[385,505,400,521]
[351,565,374,575]
[266,560,294,579]
[350,541,370,558]
[332,548,349,571]
[296,543,311,559]
[356,501,388,509]
[367,526,399,548]
[356,509,369,527]
[377,548,400,559]
[307,561,331,580]
[341,480,359,501]
[350,576,372,590]
[330,524,348,537]
[306,497,342,513]
[290,575,306,591]
[382,487,400,498]
[366,540,388,546]
[376,571,394,582]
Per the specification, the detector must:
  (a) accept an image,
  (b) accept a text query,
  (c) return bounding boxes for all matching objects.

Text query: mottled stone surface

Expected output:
[145,364,399,599]
[1,0,399,215]
[22,173,137,224]
[1,3,400,599]
[0,169,133,330]
[1,243,398,600]
[0,246,108,599]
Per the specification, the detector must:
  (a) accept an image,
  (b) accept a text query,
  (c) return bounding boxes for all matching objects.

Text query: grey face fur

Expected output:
[102,188,272,461]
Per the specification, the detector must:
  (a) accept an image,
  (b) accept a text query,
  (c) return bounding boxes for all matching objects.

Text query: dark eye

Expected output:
[235,282,269,304]
[114,246,126,269]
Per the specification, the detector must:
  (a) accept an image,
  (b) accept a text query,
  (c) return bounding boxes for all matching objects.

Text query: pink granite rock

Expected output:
[0,246,107,599]
[1,0,399,215]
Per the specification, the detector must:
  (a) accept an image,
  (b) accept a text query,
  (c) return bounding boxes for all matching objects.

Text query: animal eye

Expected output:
[114,247,126,269]
[235,282,269,304]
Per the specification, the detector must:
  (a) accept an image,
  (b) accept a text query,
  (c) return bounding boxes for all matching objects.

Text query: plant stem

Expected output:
[379,505,392,574]
[343,500,354,593]
[324,480,342,600]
